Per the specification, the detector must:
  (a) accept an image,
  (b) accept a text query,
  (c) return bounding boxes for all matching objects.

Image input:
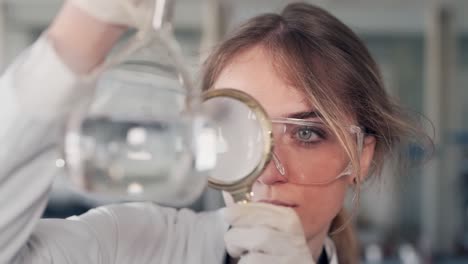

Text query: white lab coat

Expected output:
[0,36,338,264]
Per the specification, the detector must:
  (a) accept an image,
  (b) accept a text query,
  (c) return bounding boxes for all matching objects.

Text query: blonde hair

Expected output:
[201,2,432,263]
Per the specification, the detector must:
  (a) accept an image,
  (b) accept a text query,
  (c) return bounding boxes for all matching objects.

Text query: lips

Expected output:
[258,199,298,208]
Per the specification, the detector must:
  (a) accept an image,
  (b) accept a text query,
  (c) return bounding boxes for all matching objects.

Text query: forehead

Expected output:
[212,46,312,118]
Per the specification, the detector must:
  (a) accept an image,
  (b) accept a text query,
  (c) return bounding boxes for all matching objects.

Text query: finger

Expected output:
[238,253,316,264]
[224,226,306,256]
[223,203,303,235]
[237,253,278,264]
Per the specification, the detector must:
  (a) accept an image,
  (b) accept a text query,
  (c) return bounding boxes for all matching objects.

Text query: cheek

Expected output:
[276,143,350,184]
[293,182,348,238]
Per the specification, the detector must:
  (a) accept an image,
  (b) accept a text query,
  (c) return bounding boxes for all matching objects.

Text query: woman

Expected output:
[0,1,429,263]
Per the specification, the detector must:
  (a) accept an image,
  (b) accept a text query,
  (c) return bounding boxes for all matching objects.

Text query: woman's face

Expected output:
[213,46,356,240]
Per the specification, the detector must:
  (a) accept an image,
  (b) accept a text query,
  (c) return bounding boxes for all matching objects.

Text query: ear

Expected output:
[358,135,376,182]
[347,135,376,185]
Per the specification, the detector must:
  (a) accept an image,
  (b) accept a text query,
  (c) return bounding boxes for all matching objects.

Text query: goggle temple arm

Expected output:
[336,126,364,180]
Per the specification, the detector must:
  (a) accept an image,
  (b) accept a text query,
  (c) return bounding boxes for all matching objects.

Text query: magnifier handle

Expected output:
[230,188,254,204]
[153,0,176,30]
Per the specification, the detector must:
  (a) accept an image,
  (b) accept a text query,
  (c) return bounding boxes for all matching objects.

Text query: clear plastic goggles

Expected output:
[269,118,364,185]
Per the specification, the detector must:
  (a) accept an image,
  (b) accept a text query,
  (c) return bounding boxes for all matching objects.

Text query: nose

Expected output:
[256,152,288,185]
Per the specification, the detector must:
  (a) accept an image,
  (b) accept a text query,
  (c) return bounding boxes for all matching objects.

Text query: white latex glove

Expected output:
[222,203,316,264]
[68,0,155,30]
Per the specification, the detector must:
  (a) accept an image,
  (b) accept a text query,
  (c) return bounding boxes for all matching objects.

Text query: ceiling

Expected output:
[3,0,468,34]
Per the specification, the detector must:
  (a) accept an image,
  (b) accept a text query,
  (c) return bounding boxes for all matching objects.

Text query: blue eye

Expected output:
[294,126,322,143]
[296,127,318,141]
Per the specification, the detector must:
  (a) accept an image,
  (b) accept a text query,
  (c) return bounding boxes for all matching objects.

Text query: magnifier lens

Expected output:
[202,90,272,203]
[202,96,265,184]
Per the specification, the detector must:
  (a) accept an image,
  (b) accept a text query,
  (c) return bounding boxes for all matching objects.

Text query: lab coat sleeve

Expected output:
[0,36,228,264]
[12,203,227,264]
[0,35,82,263]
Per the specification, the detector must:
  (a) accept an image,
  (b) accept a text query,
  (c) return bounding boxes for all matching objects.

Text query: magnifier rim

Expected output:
[203,88,273,193]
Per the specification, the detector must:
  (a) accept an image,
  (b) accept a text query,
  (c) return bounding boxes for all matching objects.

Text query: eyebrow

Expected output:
[285,110,323,120]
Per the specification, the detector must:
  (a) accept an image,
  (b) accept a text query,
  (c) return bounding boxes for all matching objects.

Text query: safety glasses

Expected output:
[268,117,364,185]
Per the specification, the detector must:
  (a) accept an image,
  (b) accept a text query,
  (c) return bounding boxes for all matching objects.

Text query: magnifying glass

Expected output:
[203,89,273,203]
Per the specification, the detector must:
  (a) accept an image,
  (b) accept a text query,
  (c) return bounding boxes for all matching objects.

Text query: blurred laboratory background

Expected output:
[1,0,467,263]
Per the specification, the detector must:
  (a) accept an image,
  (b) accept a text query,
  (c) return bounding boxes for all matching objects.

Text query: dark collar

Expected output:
[224,248,328,264]
[318,247,329,264]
